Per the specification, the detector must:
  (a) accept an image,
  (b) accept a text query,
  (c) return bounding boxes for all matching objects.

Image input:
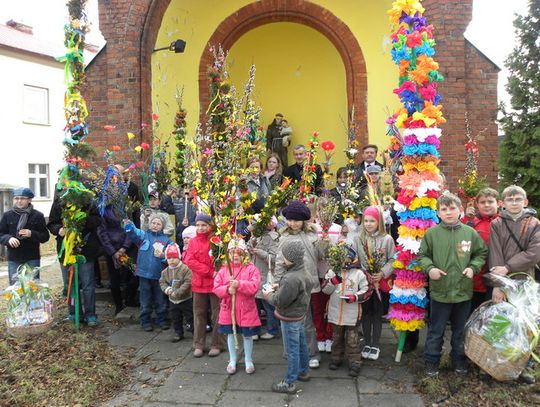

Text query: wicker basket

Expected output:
[465,330,530,381]
[6,318,54,338]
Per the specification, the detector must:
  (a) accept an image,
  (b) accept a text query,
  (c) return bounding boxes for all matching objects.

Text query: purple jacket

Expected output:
[97,206,131,256]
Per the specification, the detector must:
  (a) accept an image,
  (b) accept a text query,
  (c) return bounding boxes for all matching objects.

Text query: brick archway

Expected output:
[199,0,368,146]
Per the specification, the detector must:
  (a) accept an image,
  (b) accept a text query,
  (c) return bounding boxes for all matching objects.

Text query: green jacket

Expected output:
[418,222,487,303]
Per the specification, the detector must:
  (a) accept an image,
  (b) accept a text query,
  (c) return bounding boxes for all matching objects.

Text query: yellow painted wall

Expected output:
[227,22,347,168]
[151,0,398,169]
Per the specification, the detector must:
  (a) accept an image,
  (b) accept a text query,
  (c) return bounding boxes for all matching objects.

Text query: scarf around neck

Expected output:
[13,204,33,232]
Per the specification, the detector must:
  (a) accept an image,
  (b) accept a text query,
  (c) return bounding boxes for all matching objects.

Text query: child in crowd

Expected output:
[462,187,500,310]
[351,206,395,361]
[248,215,280,340]
[213,239,261,375]
[0,187,49,284]
[181,225,196,261]
[141,190,175,237]
[419,193,487,377]
[125,213,173,331]
[264,239,312,394]
[184,213,225,357]
[274,200,328,369]
[322,246,369,376]
[488,185,540,384]
[160,243,193,342]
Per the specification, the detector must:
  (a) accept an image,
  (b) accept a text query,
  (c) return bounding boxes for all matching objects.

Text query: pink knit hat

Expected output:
[362,206,381,220]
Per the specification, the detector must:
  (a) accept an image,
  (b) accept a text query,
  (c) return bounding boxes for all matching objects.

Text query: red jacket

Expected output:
[463,212,499,292]
[213,262,261,328]
[183,231,215,293]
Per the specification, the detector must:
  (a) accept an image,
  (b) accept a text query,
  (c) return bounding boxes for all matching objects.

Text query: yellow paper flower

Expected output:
[127,132,136,140]
[134,146,142,152]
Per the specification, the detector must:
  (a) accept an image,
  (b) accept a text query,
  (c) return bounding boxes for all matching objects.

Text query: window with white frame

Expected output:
[23,85,49,125]
[28,164,50,198]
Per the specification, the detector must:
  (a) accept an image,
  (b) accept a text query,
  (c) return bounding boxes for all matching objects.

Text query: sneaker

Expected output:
[328,361,341,370]
[297,372,311,382]
[86,316,98,327]
[309,359,320,369]
[425,361,439,378]
[317,341,326,352]
[208,348,221,357]
[260,332,276,340]
[454,362,469,375]
[252,335,259,341]
[361,346,372,359]
[160,323,170,331]
[205,324,212,332]
[193,348,204,358]
[368,347,380,360]
[325,339,333,353]
[226,361,237,375]
[143,325,154,332]
[171,333,184,342]
[272,380,297,394]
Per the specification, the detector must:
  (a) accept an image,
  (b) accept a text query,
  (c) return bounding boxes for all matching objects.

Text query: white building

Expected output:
[0,21,80,217]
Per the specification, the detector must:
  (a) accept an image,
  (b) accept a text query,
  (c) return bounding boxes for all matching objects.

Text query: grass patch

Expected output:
[412,354,534,406]
[0,291,132,407]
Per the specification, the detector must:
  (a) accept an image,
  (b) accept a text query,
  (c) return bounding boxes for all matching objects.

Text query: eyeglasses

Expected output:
[504,197,524,203]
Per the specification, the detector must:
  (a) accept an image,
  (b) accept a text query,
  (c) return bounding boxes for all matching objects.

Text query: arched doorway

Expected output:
[198,0,368,148]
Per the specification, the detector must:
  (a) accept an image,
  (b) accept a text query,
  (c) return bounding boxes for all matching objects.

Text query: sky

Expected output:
[0,0,530,105]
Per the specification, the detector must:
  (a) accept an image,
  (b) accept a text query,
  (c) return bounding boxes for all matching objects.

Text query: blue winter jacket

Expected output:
[125,223,171,280]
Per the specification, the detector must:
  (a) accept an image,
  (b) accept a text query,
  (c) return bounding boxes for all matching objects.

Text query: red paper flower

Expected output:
[321,140,335,151]
[210,235,221,245]
[141,142,150,150]
[103,125,116,131]
[111,145,121,152]
[151,113,159,121]
[136,161,144,168]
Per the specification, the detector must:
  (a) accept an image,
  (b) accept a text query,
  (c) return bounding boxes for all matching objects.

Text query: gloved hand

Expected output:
[325,269,336,280]
[165,287,173,296]
[343,294,357,304]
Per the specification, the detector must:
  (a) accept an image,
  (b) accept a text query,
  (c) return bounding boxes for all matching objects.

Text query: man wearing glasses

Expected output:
[0,187,49,284]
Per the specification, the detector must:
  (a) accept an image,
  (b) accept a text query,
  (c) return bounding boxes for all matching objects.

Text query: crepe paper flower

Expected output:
[134,146,142,153]
[127,132,136,140]
[103,125,116,131]
[136,161,144,168]
[141,142,150,150]
[152,113,159,121]
[129,164,136,170]
[111,145,121,152]
[321,140,335,151]
[406,31,423,47]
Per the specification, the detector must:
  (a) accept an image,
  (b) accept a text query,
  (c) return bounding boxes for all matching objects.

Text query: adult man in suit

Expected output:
[353,144,383,190]
[283,144,324,196]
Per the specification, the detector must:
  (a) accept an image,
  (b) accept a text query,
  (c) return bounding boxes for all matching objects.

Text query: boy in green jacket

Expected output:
[418,193,487,378]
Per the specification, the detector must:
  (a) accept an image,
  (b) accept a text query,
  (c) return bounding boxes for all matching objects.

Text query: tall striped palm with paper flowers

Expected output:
[386,0,445,361]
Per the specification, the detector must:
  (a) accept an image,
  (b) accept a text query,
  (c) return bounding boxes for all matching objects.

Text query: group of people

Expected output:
[1,140,539,393]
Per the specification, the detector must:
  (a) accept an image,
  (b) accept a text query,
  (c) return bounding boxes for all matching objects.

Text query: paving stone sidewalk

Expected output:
[102,308,425,407]
[0,259,426,407]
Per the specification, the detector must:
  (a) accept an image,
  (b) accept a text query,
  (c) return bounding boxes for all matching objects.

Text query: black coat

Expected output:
[47,198,102,262]
[283,162,324,195]
[0,206,49,261]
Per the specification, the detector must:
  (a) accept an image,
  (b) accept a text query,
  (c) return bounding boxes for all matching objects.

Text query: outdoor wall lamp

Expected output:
[152,39,186,54]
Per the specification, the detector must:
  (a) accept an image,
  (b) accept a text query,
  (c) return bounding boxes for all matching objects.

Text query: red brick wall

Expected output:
[423,0,499,189]
[85,0,499,190]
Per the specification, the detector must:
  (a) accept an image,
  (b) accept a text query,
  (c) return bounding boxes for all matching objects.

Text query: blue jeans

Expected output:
[281,319,310,384]
[8,259,40,285]
[262,300,280,336]
[61,262,96,319]
[424,299,471,365]
[139,277,167,327]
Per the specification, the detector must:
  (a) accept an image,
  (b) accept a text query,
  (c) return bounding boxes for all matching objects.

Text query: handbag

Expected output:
[502,218,540,281]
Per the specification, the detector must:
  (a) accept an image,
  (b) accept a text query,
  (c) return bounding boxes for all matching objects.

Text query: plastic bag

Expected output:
[464,272,540,381]
[3,264,54,335]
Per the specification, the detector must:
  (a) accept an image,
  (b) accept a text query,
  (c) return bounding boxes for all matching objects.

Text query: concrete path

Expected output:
[102,309,425,407]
